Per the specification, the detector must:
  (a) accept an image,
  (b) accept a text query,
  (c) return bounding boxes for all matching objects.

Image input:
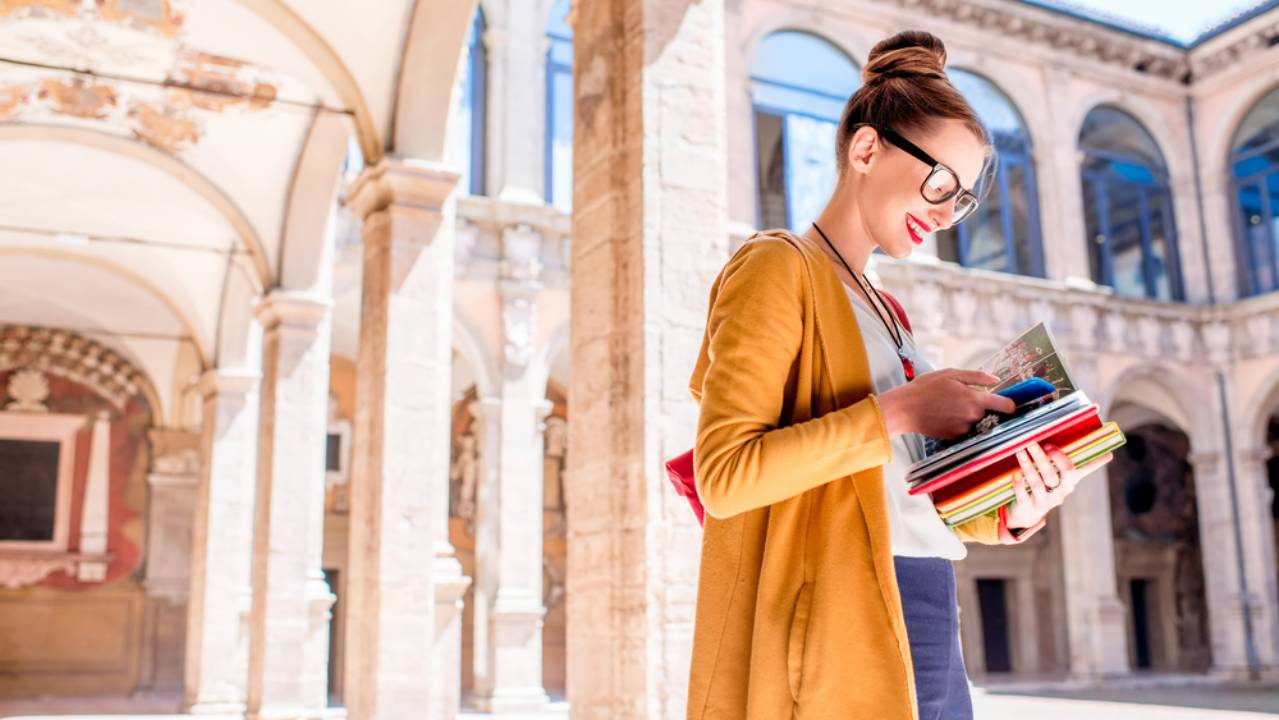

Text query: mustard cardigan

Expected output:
[685,230,1001,720]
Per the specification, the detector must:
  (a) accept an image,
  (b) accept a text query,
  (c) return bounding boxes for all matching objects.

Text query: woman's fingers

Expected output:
[1014,449,1041,507]
[943,368,1002,387]
[1027,442,1060,494]
[1011,463,1032,512]
[1046,445,1081,495]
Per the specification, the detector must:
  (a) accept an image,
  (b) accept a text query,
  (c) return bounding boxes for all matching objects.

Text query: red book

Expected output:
[911,404,1102,499]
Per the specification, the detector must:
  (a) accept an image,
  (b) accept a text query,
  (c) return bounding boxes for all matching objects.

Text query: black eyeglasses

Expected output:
[869,125,984,225]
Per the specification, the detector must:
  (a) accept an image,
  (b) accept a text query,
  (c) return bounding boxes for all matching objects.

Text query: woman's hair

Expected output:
[835,30,988,175]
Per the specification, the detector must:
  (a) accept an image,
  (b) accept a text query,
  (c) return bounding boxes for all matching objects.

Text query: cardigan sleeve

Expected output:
[950,513,1002,545]
[692,239,893,520]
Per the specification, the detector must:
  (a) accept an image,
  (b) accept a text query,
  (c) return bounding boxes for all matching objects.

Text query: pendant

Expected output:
[900,353,915,382]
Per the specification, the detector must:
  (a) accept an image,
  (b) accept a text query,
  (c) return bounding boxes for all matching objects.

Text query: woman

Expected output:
[685,31,1111,720]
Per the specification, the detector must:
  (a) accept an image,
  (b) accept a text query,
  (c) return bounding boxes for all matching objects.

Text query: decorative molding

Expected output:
[453,196,570,284]
[872,0,1191,82]
[4,367,50,412]
[0,554,76,589]
[871,0,1279,84]
[0,325,148,411]
[499,226,543,372]
[0,551,114,589]
[1189,23,1279,80]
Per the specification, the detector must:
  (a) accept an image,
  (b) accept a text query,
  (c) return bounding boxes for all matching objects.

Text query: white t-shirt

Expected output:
[844,284,967,560]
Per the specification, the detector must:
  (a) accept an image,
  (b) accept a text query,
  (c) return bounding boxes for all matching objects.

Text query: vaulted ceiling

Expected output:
[0,0,471,423]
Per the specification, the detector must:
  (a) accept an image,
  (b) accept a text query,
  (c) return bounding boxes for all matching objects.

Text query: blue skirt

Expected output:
[894,556,973,720]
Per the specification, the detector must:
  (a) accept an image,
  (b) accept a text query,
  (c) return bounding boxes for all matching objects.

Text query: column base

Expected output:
[1209,663,1279,682]
[246,706,347,720]
[185,700,247,718]
[470,689,552,714]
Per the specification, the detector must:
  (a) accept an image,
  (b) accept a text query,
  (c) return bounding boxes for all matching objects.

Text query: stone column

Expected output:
[1057,354,1129,678]
[567,1,727,717]
[1038,67,1092,284]
[1057,462,1130,678]
[142,432,200,693]
[1193,446,1279,677]
[184,370,259,715]
[473,224,552,711]
[471,396,503,704]
[246,292,335,720]
[344,159,466,720]
[489,1,549,204]
[1237,447,1279,671]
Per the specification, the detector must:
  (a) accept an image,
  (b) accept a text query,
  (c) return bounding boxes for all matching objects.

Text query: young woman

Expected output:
[685,31,1112,720]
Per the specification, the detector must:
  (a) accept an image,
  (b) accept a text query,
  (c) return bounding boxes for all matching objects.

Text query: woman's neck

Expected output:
[806,182,878,276]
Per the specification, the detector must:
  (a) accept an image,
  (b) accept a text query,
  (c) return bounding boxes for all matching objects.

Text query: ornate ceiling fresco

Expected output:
[0,0,298,153]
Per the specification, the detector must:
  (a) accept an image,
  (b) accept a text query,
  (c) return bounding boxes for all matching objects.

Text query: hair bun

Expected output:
[861,30,948,86]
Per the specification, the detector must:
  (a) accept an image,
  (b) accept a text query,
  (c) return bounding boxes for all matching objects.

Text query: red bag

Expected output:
[667,290,912,526]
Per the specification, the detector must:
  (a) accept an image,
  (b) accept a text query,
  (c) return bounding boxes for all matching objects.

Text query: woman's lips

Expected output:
[905,214,931,245]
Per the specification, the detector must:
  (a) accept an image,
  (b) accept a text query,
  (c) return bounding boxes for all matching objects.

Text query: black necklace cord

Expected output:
[810,222,903,350]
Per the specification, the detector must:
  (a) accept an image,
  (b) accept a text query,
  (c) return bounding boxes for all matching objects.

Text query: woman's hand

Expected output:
[877,368,1014,439]
[1004,441,1113,529]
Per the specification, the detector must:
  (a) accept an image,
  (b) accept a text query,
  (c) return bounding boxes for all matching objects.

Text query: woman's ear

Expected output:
[846,125,879,175]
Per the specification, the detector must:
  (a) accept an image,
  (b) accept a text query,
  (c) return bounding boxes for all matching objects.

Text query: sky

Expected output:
[1026,0,1272,44]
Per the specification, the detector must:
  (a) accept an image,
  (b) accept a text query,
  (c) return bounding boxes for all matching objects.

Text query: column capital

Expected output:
[255,290,332,329]
[534,399,554,423]
[1188,451,1224,472]
[345,158,461,224]
[476,395,504,415]
[1239,446,1273,465]
[196,368,259,398]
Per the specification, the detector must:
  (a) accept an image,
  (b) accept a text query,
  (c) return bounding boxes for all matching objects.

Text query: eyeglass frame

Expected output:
[855,123,983,225]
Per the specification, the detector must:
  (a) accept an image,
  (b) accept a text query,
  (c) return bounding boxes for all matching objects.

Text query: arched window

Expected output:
[1079,106,1183,301]
[453,8,487,196]
[935,70,1043,277]
[1231,86,1279,297]
[545,0,573,213]
[750,31,859,232]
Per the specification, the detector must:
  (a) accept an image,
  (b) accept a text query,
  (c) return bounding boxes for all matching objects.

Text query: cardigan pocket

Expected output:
[786,581,814,702]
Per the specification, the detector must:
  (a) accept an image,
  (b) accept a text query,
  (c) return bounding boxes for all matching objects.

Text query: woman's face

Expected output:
[847,119,988,260]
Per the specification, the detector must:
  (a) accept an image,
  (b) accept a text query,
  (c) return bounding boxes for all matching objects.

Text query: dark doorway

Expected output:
[1130,579,1152,669]
[977,578,1012,673]
[323,568,341,704]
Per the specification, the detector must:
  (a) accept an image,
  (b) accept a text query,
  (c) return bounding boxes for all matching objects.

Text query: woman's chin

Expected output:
[881,240,914,260]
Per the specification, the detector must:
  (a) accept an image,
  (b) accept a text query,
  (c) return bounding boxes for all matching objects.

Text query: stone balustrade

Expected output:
[456,196,571,287]
[873,255,1279,366]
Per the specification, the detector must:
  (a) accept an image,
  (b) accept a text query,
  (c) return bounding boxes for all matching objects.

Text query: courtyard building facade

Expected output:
[1,0,1279,718]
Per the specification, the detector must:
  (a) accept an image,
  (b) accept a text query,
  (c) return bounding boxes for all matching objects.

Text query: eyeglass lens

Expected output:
[923,166,959,202]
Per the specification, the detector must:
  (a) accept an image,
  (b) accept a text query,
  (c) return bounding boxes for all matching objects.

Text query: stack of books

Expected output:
[908,323,1126,527]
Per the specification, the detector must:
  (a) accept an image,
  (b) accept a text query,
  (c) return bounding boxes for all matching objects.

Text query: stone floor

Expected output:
[1,687,1277,719]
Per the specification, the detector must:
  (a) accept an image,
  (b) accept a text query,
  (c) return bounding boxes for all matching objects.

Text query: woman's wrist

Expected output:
[875,389,912,437]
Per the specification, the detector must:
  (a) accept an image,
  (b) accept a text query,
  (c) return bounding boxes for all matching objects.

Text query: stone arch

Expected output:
[391,0,479,162]
[278,112,352,293]
[0,124,270,291]
[1203,78,1279,184]
[1069,98,1190,192]
[229,0,381,163]
[531,320,570,399]
[0,324,162,422]
[945,65,1048,158]
[739,11,872,68]
[1101,363,1212,449]
[454,312,498,399]
[1103,363,1223,673]
[1242,366,1279,449]
[0,247,211,375]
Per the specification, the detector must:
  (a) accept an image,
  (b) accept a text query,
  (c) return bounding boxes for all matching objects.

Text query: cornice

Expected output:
[869,0,1278,85]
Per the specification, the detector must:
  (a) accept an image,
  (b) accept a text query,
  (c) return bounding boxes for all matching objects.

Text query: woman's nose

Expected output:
[927,201,957,232]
